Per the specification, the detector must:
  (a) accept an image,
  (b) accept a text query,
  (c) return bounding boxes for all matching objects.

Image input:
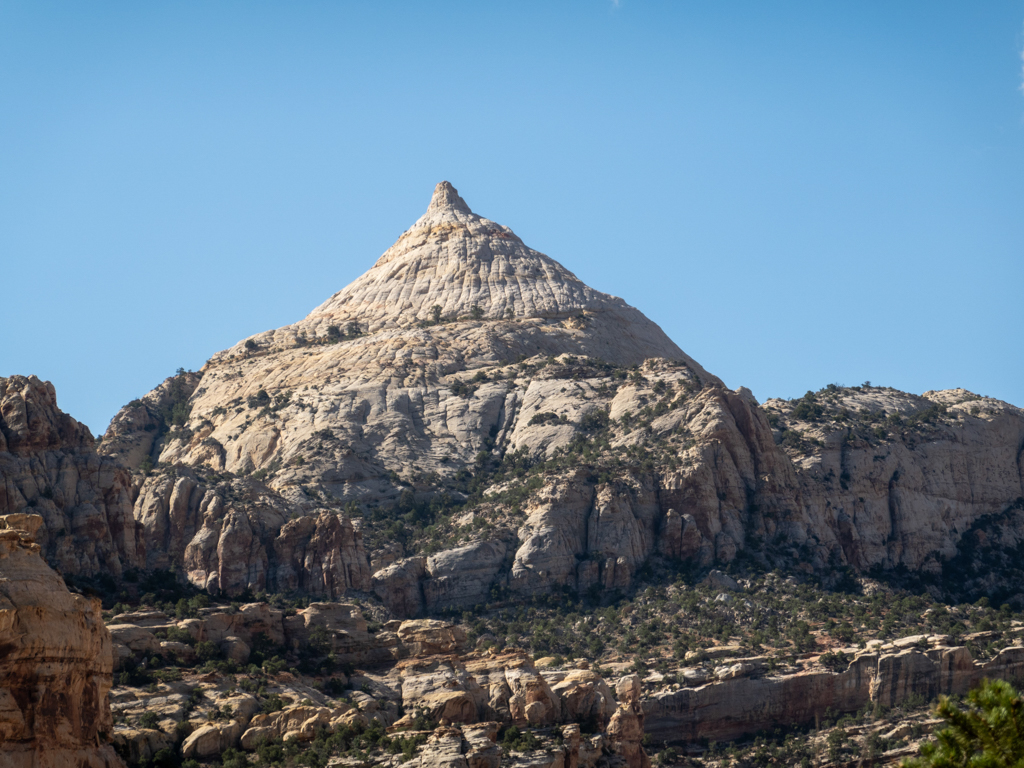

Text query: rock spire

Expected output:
[424,180,472,217]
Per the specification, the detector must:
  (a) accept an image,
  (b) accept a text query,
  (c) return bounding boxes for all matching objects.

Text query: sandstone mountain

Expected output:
[103,181,715,493]
[5,182,1021,617]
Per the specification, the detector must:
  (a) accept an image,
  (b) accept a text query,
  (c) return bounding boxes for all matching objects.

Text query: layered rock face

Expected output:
[0,513,123,768]
[0,375,142,578]
[103,182,714,490]
[644,635,1024,745]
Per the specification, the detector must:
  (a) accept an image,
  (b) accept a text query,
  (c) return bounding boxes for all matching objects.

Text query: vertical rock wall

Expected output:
[0,513,123,767]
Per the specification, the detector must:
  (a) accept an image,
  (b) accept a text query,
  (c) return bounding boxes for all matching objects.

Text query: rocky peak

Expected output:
[423,179,472,219]
[208,181,697,371]
[0,375,93,454]
[300,180,648,335]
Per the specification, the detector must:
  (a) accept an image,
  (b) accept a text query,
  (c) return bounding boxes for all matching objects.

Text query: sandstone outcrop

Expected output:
[128,466,371,598]
[0,513,123,767]
[239,703,359,749]
[643,636,1024,745]
[386,650,632,766]
[374,542,509,617]
[0,375,142,578]
[273,510,372,596]
[100,371,202,471]
[763,386,1024,579]
[106,600,638,765]
[181,721,244,759]
[110,600,402,671]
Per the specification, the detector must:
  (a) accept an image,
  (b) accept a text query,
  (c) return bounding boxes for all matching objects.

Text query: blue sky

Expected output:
[2,1,1022,434]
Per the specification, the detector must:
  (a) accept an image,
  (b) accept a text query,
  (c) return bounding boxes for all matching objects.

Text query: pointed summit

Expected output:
[221,181,715,375]
[427,181,472,215]
[311,180,634,331]
[413,180,478,229]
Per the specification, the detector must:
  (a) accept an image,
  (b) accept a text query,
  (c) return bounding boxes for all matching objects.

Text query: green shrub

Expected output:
[261,694,286,714]
[221,748,247,768]
[500,725,541,752]
[579,409,610,432]
[819,650,848,671]
[528,412,560,426]
[247,389,271,409]
[194,640,219,662]
[791,392,824,421]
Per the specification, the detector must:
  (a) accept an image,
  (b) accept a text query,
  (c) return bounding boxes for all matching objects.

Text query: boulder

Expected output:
[221,636,251,664]
[181,721,243,758]
[397,620,468,657]
[704,569,740,592]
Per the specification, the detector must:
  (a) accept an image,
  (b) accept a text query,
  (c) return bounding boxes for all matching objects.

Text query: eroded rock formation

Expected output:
[644,634,1024,745]
[0,375,142,578]
[131,468,371,598]
[764,387,1024,577]
[3,183,1021,615]
[0,513,123,767]
[107,601,642,767]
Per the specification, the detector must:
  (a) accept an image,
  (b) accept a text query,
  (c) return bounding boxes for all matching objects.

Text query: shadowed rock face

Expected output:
[0,375,143,578]
[0,514,123,768]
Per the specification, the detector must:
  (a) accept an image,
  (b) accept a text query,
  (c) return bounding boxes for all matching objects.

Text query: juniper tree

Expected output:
[905,679,1024,767]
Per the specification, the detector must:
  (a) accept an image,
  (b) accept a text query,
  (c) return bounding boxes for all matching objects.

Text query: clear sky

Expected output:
[2,2,1022,434]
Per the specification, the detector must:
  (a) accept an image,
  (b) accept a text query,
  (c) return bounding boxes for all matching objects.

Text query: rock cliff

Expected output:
[644,633,1024,745]
[131,467,372,597]
[0,375,142,578]
[0,513,123,767]
[763,385,1024,592]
